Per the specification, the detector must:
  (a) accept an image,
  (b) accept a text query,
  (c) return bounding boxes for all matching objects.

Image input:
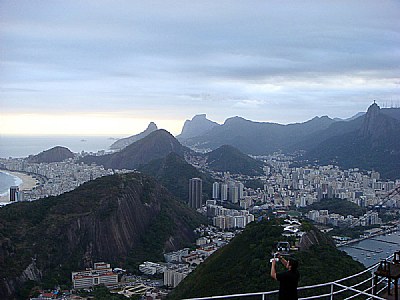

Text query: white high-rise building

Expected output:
[229,183,239,204]
[221,183,228,201]
[238,182,244,200]
[164,265,193,288]
[212,182,220,200]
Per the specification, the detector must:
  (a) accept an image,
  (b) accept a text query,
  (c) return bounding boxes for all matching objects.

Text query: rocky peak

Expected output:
[109,122,158,150]
[360,101,400,145]
[177,114,219,140]
[146,122,158,131]
[363,101,380,130]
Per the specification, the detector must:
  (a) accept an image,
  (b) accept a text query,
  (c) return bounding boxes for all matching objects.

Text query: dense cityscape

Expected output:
[1,148,399,299]
[2,0,400,298]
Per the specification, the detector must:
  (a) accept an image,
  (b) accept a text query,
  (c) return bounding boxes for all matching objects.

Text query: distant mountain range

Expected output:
[180,115,337,154]
[177,104,400,179]
[28,103,400,180]
[304,103,400,179]
[0,173,205,299]
[83,128,264,178]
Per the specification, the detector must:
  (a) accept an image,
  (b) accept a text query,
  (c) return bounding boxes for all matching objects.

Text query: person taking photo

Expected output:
[270,253,300,300]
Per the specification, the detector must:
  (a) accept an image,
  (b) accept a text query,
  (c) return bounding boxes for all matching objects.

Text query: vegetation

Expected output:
[169,219,365,299]
[329,225,379,239]
[206,145,265,176]
[91,285,127,300]
[243,179,264,190]
[0,172,205,299]
[139,152,214,201]
[27,146,74,163]
[81,129,186,170]
[304,106,400,180]
[299,198,367,217]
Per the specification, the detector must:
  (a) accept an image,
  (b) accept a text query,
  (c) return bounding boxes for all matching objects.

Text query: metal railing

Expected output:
[184,258,392,300]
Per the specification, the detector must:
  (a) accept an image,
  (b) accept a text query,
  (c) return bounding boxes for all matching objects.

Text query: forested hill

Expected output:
[169,220,365,299]
[81,129,187,170]
[139,152,213,201]
[206,144,265,176]
[27,146,74,163]
[0,172,205,299]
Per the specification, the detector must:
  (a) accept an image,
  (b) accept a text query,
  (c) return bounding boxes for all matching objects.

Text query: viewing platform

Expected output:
[183,253,398,300]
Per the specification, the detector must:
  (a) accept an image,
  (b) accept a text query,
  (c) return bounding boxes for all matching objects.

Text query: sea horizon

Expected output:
[0,134,126,159]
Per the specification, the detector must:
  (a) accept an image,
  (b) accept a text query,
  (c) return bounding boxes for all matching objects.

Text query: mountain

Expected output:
[345,112,365,121]
[206,145,264,176]
[182,116,336,154]
[176,114,219,141]
[305,103,400,179]
[109,122,158,150]
[139,152,213,202]
[381,107,400,121]
[27,146,74,163]
[169,220,364,299]
[81,129,187,170]
[287,115,365,152]
[0,172,205,299]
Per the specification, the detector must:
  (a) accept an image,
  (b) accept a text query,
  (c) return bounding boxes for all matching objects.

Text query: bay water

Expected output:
[0,171,22,196]
[340,229,400,267]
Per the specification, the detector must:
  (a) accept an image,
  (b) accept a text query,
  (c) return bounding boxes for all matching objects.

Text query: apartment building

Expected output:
[71,262,118,289]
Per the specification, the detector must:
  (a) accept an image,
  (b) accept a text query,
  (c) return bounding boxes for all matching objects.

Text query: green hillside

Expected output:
[139,152,213,202]
[300,198,367,217]
[206,144,264,176]
[169,220,365,299]
[0,173,205,299]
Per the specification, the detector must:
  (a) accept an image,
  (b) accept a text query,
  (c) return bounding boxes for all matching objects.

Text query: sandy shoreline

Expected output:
[0,171,39,203]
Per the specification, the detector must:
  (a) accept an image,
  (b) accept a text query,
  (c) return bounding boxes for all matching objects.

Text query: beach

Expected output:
[0,171,38,203]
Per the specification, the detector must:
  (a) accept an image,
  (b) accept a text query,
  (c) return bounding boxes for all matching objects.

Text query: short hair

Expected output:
[288,258,299,271]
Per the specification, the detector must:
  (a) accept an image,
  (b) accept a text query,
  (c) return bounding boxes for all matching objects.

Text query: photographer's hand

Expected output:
[280,256,288,268]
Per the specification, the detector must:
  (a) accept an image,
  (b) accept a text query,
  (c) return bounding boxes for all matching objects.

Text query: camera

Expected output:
[270,252,280,263]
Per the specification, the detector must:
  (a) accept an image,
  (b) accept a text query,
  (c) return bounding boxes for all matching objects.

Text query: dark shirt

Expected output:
[276,269,300,300]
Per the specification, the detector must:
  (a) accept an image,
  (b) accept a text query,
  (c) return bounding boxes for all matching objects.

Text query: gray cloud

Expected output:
[0,0,399,125]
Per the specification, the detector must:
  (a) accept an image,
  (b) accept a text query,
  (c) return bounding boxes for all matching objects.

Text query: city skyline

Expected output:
[1,1,399,136]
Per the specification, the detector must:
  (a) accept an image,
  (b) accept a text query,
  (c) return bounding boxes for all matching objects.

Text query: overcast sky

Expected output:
[1,0,399,135]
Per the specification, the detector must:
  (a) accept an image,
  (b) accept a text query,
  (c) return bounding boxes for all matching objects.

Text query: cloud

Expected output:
[233,99,266,109]
[0,0,399,134]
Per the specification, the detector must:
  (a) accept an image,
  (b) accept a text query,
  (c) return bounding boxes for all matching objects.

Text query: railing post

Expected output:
[262,293,265,300]
[330,282,334,300]
[371,269,374,297]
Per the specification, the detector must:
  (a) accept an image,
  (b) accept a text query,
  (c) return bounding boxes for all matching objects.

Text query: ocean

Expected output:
[0,135,124,158]
[0,135,123,195]
[341,229,400,267]
[0,171,22,196]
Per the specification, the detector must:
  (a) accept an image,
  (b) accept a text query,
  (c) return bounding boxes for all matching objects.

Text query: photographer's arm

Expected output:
[270,259,277,280]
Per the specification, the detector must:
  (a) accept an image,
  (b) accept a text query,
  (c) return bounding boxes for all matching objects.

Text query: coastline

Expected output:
[0,170,38,202]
